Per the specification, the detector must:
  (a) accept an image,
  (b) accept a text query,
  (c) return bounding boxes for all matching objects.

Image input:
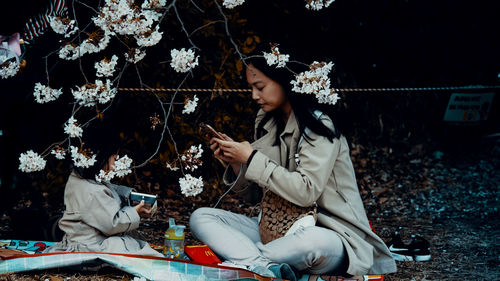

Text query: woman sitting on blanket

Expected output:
[190,49,397,279]
[44,118,163,257]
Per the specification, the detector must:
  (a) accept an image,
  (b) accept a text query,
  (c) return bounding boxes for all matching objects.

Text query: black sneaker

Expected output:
[386,232,432,262]
[409,235,431,261]
[386,232,414,261]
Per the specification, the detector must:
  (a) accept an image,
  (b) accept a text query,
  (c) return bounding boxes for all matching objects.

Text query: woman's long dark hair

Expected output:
[245,47,348,145]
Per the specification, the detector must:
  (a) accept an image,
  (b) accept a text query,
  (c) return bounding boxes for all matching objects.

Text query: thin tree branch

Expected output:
[213,0,248,67]
[190,0,204,13]
[132,72,191,169]
[75,0,99,13]
[189,20,223,37]
[173,5,199,50]
[72,0,89,84]
[40,139,67,158]
[135,64,143,86]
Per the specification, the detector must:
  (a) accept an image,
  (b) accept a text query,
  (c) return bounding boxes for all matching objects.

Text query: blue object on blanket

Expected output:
[0,240,55,254]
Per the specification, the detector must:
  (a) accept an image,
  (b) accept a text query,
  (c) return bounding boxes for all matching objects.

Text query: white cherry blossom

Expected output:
[0,56,19,79]
[305,0,335,10]
[79,34,111,55]
[142,0,167,9]
[96,170,113,182]
[166,162,180,171]
[113,155,133,177]
[223,0,245,9]
[136,27,163,47]
[291,61,339,105]
[181,144,203,171]
[70,146,97,168]
[51,148,66,160]
[93,0,162,37]
[125,49,146,63]
[182,95,199,114]
[95,155,133,182]
[59,34,110,60]
[179,174,204,197]
[187,144,203,159]
[64,116,83,138]
[95,55,118,77]
[19,150,46,172]
[72,79,117,107]
[33,83,63,103]
[263,46,289,68]
[59,44,80,60]
[316,88,340,105]
[170,48,199,73]
[49,16,78,38]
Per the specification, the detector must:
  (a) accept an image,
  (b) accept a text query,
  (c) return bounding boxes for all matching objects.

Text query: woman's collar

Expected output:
[282,110,297,135]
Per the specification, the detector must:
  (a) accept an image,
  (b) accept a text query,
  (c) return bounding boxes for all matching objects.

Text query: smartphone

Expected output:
[199,123,224,139]
[130,191,157,206]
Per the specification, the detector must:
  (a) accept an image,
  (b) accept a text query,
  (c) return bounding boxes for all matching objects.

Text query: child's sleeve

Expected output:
[81,188,140,236]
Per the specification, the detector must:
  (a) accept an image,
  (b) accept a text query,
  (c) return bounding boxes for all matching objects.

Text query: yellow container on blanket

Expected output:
[163,218,185,258]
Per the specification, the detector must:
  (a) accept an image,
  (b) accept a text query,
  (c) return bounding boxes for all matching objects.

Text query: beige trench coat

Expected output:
[224,109,397,275]
[44,172,163,257]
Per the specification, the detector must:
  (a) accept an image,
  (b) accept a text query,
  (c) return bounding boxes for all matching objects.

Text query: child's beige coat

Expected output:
[44,173,162,257]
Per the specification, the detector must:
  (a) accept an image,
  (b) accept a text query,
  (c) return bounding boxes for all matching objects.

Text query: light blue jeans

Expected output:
[189,207,347,274]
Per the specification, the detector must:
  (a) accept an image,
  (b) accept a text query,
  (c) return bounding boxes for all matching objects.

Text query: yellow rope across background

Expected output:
[118,85,500,93]
[118,88,251,93]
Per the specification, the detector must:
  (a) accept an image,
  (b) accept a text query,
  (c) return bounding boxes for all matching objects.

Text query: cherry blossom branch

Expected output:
[190,0,204,13]
[113,61,131,85]
[189,20,224,37]
[128,52,189,172]
[135,64,144,86]
[213,0,248,67]
[74,0,99,13]
[71,0,89,84]
[173,5,199,50]
[40,100,80,158]
[132,71,192,169]
[44,56,51,85]
[40,139,67,158]
[41,8,94,86]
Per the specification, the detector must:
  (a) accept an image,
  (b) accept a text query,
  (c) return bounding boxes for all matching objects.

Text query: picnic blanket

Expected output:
[0,240,384,281]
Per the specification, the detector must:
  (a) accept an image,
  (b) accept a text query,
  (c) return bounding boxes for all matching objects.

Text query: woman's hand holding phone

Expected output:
[200,123,230,168]
[200,123,251,173]
[200,124,253,175]
[210,133,232,158]
[214,139,253,165]
[210,135,244,175]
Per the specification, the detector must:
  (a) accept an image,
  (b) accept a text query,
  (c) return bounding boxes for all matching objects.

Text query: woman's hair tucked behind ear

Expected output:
[245,46,348,144]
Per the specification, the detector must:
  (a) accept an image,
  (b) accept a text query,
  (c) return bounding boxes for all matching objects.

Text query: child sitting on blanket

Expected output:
[44,118,163,257]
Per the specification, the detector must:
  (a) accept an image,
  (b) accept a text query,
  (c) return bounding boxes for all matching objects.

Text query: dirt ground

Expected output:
[1,140,499,281]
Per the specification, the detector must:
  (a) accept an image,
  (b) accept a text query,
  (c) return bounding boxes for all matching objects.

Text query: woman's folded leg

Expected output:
[257,226,347,275]
[189,207,273,268]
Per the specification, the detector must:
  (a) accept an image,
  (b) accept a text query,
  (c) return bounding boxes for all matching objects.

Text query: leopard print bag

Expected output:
[258,190,317,244]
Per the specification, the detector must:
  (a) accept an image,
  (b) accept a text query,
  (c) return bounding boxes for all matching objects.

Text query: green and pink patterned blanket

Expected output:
[0,240,384,281]
[0,239,283,280]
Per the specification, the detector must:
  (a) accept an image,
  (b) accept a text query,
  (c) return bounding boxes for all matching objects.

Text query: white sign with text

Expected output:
[443,93,494,122]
